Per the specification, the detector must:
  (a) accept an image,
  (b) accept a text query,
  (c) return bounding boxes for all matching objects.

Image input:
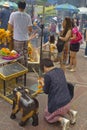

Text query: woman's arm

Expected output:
[29,33,37,41]
[59,30,72,42]
[8,23,13,33]
[70,33,76,40]
[38,75,51,94]
[43,75,51,94]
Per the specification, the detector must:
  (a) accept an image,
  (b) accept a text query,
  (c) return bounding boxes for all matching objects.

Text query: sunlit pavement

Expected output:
[0,48,87,130]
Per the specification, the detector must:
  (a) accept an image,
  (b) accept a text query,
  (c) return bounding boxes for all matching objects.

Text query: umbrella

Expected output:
[47,0,57,4]
[0,1,17,9]
[0,1,4,6]
[78,7,87,14]
[10,2,17,9]
[55,3,79,13]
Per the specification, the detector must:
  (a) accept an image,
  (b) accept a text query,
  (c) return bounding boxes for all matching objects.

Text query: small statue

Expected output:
[10,86,39,127]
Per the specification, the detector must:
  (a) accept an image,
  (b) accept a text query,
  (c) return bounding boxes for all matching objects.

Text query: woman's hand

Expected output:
[38,77,44,86]
[59,36,62,39]
[70,34,76,40]
[59,36,64,41]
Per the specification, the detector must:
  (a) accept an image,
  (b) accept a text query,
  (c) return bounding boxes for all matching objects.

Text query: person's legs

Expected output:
[70,51,73,67]
[59,109,78,129]
[63,43,69,64]
[67,43,79,72]
[44,103,71,129]
[70,51,77,72]
[14,40,28,84]
[72,52,77,67]
[66,51,73,69]
[59,52,66,72]
[61,43,70,72]
[14,40,28,67]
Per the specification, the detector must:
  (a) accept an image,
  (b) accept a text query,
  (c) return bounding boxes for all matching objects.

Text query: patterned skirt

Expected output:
[44,103,70,123]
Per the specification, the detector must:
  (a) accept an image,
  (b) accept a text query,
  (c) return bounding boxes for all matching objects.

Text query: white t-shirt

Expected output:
[8,11,32,41]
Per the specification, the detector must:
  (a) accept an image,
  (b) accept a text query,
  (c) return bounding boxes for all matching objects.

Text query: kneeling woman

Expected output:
[39,58,77,130]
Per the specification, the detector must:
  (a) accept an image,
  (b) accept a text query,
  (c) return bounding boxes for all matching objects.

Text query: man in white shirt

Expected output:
[8,1,32,67]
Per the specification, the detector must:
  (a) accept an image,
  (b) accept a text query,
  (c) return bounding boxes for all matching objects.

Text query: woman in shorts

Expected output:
[68,19,80,72]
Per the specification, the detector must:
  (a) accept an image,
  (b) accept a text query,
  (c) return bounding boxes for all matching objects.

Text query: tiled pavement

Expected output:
[0,48,87,130]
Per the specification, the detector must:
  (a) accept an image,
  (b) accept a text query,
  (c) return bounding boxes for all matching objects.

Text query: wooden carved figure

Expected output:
[10,86,39,127]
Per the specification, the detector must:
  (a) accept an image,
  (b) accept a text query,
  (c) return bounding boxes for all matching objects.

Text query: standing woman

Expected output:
[58,17,72,71]
[67,19,81,72]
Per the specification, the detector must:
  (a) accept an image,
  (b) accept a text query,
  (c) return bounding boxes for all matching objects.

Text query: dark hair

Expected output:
[40,58,54,72]
[71,19,75,28]
[18,1,26,9]
[63,17,72,36]
[72,18,79,28]
[49,35,55,44]
[76,19,79,26]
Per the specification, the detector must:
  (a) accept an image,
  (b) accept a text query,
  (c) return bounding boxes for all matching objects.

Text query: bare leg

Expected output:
[70,51,73,67]
[72,52,77,69]
[60,52,65,72]
[67,50,77,72]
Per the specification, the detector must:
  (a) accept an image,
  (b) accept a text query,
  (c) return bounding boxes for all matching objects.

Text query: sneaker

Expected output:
[69,68,76,72]
[66,65,72,69]
[84,55,87,58]
[61,118,70,130]
[69,110,78,125]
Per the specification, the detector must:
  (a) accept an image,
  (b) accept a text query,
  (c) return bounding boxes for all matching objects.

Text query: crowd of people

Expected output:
[0,1,87,130]
[0,2,11,30]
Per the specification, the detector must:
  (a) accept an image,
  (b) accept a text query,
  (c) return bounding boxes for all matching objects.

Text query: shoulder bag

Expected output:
[56,36,65,53]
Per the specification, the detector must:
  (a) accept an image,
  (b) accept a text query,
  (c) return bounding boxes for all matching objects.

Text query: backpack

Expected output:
[71,31,82,43]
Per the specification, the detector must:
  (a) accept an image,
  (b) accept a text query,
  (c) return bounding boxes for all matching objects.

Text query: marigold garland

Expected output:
[0,48,18,56]
[0,29,12,44]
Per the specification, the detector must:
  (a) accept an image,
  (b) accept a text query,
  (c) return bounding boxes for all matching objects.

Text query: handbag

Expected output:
[56,36,65,53]
[67,82,74,99]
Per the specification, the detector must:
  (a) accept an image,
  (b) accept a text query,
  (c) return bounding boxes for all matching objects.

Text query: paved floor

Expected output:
[0,48,87,130]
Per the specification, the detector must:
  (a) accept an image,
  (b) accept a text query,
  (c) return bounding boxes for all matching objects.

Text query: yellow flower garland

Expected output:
[0,29,12,44]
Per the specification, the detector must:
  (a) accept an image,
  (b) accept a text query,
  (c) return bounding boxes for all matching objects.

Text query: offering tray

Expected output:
[2,54,20,60]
